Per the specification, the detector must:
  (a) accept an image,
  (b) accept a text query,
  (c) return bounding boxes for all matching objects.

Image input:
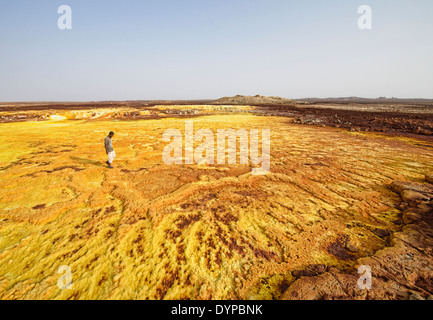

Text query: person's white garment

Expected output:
[108,150,116,163]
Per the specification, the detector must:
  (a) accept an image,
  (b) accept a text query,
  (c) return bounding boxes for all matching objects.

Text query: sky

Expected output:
[0,0,432,101]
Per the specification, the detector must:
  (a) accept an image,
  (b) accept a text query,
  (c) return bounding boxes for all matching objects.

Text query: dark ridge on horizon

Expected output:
[297,97,433,104]
[1,96,433,107]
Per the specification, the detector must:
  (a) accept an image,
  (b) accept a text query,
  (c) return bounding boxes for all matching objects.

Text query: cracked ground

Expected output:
[1,112,433,299]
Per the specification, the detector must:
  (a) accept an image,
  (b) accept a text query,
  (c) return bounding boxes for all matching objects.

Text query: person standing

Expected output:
[104,131,116,168]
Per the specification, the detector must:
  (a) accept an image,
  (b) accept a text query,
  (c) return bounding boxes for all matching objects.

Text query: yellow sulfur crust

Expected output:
[1,113,433,299]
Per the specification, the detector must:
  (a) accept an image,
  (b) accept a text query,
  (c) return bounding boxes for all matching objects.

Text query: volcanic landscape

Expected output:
[1,96,433,300]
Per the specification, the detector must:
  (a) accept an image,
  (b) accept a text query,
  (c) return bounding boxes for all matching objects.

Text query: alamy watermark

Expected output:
[57,265,73,289]
[58,5,72,30]
[55,5,372,31]
[357,265,372,290]
[358,5,373,30]
[162,121,271,175]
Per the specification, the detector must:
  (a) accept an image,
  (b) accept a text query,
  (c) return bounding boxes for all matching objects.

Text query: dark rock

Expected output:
[308,264,327,274]
[372,228,391,238]
[345,243,360,253]
[403,210,423,225]
[401,190,429,206]
[292,269,317,278]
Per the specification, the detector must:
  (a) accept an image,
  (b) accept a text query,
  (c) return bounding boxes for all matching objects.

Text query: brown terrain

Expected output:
[2,96,433,139]
[1,95,433,300]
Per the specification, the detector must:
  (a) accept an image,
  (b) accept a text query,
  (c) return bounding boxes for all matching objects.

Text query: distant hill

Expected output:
[211,95,295,105]
[297,97,433,105]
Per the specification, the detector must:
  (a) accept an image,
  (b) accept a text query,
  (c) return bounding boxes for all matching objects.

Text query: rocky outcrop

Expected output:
[281,175,433,300]
[211,95,295,105]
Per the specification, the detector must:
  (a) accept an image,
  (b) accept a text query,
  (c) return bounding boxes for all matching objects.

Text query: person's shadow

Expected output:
[70,156,105,167]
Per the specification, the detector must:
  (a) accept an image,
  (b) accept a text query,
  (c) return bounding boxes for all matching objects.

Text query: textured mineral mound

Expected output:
[1,110,433,300]
[211,95,295,105]
[282,176,433,300]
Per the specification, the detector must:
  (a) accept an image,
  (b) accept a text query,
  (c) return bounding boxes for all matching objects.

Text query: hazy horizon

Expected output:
[1,0,433,101]
[3,95,433,104]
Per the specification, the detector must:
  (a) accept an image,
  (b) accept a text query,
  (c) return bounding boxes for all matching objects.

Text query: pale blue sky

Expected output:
[0,0,432,101]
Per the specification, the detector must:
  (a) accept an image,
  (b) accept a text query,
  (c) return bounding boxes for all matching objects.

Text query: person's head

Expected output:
[109,131,114,138]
